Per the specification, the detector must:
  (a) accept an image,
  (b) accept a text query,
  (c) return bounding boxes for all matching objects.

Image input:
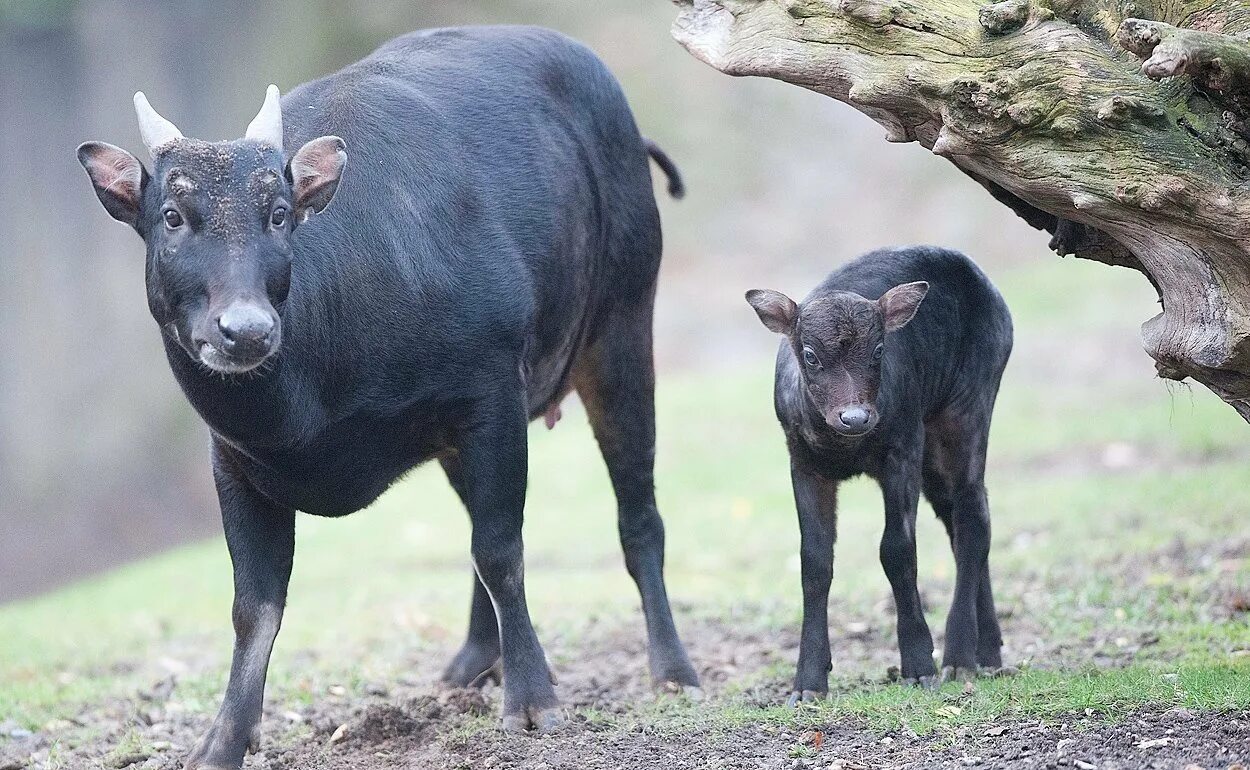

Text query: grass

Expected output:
[1,258,1248,745]
[641,664,1250,736]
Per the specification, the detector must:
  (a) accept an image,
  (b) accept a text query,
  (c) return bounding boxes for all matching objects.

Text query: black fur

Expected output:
[80,26,695,769]
[753,246,1012,701]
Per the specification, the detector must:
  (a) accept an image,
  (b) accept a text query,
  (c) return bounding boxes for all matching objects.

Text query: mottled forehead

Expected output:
[155,138,285,234]
[799,292,882,346]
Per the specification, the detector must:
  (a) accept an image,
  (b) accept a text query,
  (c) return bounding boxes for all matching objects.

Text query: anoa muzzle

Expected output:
[77,86,347,374]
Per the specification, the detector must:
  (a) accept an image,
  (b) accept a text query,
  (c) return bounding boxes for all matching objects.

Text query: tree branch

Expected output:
[673,0,1250,420]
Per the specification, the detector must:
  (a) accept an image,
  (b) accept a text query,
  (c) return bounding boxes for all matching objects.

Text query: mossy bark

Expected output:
[674,0,1250,420]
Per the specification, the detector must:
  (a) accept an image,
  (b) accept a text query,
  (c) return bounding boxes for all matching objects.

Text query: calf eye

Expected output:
[270,207,288,227]
[873,343,885,361]
[163,209,183,229]
[802,347,820,368]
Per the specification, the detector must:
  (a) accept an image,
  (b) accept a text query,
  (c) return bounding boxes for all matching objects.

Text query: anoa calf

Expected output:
[746,246,1013,703]
[78,25,698,770]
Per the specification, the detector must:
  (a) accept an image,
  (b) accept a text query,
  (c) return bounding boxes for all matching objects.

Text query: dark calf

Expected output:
[79,26,698,770]
[747,246,1012,703]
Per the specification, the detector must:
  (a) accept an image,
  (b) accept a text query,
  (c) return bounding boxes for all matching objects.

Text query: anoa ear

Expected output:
[288,136,346,220]
[745,289,798,335]
[879,281,929,332]
[77,142,146,227]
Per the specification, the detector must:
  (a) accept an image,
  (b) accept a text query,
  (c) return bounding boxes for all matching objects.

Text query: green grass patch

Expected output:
[1,259,1247,738]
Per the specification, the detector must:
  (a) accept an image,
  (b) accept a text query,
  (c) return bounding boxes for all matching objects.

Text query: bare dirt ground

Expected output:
[4,609,1247,770]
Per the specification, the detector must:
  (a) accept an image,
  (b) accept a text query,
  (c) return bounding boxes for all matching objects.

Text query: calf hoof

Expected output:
[940,666,978,684]
[785,690,826,708]
[501,704,566,734]
[985,665,1020,678]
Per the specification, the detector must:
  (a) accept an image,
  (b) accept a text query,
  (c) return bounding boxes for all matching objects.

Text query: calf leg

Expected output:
[972,551,1003,668]
[788,462,838,705]
[456,385,562,732]
[974,565,1003,668]
[439,454,502,688]
[573,305,698,691]
[185,445,295,770]
[925,478,1003,671]
[941,482,993,677]
[924,413,1001,676]
[878,446,938,684]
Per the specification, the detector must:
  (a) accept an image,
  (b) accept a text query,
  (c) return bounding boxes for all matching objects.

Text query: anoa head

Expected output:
[78,87,347,374]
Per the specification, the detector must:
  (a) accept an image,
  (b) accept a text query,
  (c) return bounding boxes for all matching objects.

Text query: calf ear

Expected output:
[77,142,146,227]
[879,281,929,332]
[745,289,798,335]
[289,136,346,220]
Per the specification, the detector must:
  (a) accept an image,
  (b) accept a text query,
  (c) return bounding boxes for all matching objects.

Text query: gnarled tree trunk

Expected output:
[673,0,1250,420]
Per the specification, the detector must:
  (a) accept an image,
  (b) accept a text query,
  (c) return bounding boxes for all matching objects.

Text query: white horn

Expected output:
[245,84,284,152]
[133,92,184,156]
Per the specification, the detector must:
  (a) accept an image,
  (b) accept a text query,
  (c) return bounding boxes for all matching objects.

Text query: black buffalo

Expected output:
[747,246,1013,703]
[78,25,697,769]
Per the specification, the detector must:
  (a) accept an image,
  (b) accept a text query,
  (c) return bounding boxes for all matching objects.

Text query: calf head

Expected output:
[77,87,347,374]
[747,281,928,436]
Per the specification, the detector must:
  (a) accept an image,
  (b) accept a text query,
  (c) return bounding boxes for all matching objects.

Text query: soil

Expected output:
[3,611,1247,770]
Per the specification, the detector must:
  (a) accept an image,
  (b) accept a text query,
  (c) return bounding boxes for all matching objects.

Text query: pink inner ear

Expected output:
[881,282,928,331]
[88,147,142,204]
[291,138,345,201]
[747,289,798,333]
[294,146,337,182]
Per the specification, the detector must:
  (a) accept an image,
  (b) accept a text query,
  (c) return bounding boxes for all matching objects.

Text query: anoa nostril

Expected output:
[217,305,274,345]
[839,407,870,429]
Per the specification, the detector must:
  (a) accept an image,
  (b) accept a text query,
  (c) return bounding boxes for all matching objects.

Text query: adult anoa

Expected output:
[746,246,1013,704]
[78,25,697,770]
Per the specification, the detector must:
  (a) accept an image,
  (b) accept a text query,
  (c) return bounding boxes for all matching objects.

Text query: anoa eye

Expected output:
[802,347,820,368]
[163,209,184,229]
[270,206,288,227]
[873,343,885,361]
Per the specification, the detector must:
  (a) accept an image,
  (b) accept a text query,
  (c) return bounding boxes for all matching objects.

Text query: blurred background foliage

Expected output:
[0,0,1206,600]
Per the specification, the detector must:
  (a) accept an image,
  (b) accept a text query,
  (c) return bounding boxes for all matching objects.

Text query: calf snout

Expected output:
[829,405,878,436]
